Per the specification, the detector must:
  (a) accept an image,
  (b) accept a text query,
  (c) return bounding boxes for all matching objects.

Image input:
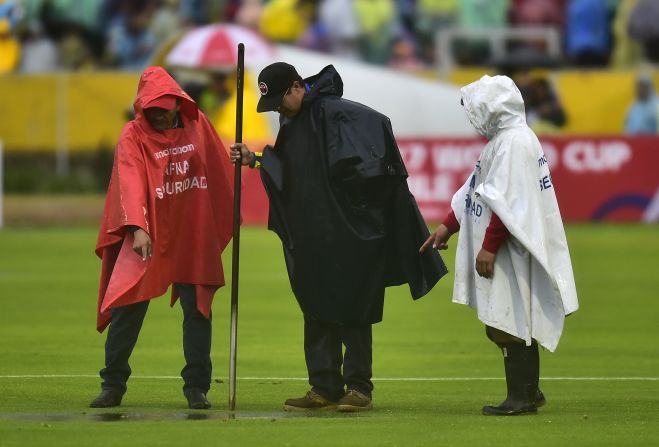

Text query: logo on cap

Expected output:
[259,82,268,96]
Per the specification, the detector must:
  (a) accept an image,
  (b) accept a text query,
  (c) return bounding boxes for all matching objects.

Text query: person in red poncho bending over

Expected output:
[90,66,234,410]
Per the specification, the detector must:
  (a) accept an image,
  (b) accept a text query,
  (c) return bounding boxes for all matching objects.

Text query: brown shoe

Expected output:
[337,390,373,412]
[283,390,338,411]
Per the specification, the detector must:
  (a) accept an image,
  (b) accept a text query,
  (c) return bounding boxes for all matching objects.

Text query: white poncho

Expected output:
[451,75,578,352]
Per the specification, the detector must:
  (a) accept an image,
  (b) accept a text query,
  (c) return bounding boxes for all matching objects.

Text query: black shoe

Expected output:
[90,389,124,408]
[482,401,537,416]
[185,388,211,409]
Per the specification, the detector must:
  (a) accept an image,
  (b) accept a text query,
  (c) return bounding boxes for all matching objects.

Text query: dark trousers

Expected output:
[304,316,373,401]
[100,283,212,393]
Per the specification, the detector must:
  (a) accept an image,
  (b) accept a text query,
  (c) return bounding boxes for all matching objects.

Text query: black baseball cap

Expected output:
[257,62,302,113]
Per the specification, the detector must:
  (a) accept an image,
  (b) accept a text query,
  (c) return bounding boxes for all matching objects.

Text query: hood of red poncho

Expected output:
[133,66,198,124]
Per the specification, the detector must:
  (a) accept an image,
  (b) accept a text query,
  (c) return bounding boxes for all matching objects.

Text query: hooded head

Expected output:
[256,63,343,118]
[133,66,198,128]
[460,75,527,140]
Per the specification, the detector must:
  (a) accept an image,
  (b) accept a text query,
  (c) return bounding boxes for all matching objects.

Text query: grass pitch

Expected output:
[0,224,657,446]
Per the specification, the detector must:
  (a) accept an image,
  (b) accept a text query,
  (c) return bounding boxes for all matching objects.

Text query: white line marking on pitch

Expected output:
[0,375,657,381]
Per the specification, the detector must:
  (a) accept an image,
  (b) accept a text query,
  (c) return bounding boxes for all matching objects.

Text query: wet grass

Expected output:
[0,224,658,446]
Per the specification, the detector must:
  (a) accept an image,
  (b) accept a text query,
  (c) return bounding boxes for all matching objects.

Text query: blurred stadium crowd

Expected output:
[1,0,658,200]
[1,0,658,74]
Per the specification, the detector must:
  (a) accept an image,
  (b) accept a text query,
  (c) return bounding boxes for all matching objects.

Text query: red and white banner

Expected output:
[240,136,659,224]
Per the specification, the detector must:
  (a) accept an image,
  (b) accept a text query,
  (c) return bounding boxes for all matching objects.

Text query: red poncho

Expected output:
[95,66,234,332]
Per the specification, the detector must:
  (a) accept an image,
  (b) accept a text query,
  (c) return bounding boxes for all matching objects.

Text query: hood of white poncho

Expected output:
[461,75,527,140]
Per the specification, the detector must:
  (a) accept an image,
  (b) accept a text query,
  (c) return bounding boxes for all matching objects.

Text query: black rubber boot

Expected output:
[482,342,539,416]
[528,341,546,408]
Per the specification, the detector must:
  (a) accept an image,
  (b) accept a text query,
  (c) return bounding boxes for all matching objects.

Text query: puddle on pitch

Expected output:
[0,409,371,422]
[91,413,130,422]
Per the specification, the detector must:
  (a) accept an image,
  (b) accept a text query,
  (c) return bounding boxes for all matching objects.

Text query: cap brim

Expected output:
[257,91,286,113]
[144,95,177,110]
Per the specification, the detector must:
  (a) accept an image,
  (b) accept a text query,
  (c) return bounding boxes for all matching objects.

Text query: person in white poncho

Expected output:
[421,75,579,416]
